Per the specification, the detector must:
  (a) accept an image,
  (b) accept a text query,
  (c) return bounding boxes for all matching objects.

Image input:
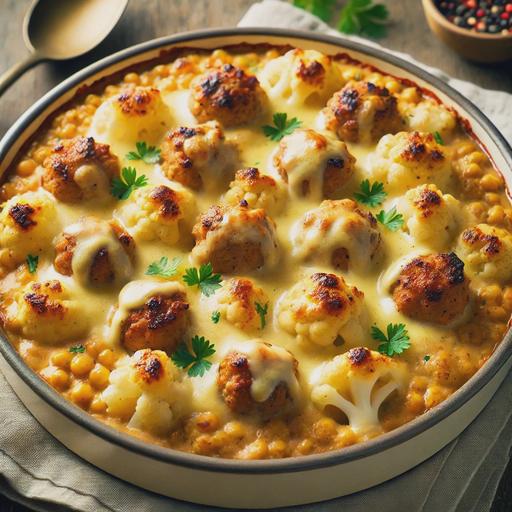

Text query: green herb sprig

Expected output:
[145,256,181,278]
[111,167,148,200]
[211,311,221,324]
[255,302,269,329]
[183,263,222,297]
[354,180,387,207]
[262,113,302,142]
[376,206,404,231]
[433,131,445,145]
[69,344,86,354]
[171,336,216,377]
[26,254,38,274]
[371,323,411,357]
[126,141,161,164]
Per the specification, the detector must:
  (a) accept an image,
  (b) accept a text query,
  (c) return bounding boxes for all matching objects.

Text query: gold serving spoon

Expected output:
[0,0,128,96]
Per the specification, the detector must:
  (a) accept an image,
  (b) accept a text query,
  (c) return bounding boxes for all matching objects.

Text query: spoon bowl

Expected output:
[0,0,128,95]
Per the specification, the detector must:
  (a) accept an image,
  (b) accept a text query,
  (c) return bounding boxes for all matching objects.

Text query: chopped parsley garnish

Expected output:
[111,167,148,200]
[433,131,445,145]
[262,113,302,142]
[293,0,389,38]
[26,254,38,273]
[376,206,404,231]
[182,262,222,297]
[145,256,181,278]
[171,336,216,377]
[354,180,387,207]
[126,141,161,164]
[211,311,221,324]
[69,344,86,354]
[423,355,431,362]
[372,323,411,357]
[255,302,269,329]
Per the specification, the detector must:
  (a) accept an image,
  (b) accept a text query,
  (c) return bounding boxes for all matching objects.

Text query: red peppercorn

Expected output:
[476,8,485,17]
[500,12,510,19]
[466,0,476,8]
[506,4,512,14]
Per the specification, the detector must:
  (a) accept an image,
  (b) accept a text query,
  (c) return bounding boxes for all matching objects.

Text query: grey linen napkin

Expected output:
[1,2,512,510]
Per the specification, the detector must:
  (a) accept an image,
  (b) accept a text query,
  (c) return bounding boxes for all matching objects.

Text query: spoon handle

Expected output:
[0,53,43,97]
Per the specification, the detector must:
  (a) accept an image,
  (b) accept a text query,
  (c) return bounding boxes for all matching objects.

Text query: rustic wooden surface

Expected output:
[0,0,510,510]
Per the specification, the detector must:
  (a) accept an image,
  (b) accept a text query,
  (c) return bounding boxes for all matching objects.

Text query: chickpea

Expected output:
[89,364,110,390]
[485,193,501,205]
[194,412,220,433]
[16,159,37,177]
[488,205,505,224]
[240,439,268,460]
[312,417,337,443]
[59,124,76,139]
[50,349,73,369]
[480,284,501,304]
[90,397,107,414]
[70,382,94,408]
[335,427,357,448]
[406,390,425,415]
[43,367,70,391]
[33,147,50,164]
[224,421,245,439]
[464,163,482,179]
[70,353,95,378]
[86,340,106,358]
[96,349,116,369]
[268,439,287,458]
[296,439,313,455]
[85,94,101,107]
[480,174,503,192]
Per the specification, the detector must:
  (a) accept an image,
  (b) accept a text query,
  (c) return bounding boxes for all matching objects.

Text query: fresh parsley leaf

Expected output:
[354,180,387,207]
[111,167,148,200]
[26,254,38,273]
[338,0,389,38]
[171,336,216,377]
[423,355,431,362]
[433,131,445,145]
[376,206,404,231]
[255,302,269,329]
[211,311,221,324]
[145,256,181,278]
[69,344,86,354]
[262,113,302,142]
[182,263,222,297]
[292,0,336,21]
[126,141,161,164]
[372,323,411,357]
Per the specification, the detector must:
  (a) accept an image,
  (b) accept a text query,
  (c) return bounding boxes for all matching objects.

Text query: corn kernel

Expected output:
[70,353,95,377]
[224,421,245,439]
[464,163,482,178]
[16,159,37,177]
[485,193,501,205]
[312,417,337,442]
[42,367,70,391]
[480,174,503,192]
[33,147,50,164]
[89,363,110,390]
[296,439,313,455]
[268,439,287,458]
[488,205,505,224]
[90,397,107,414]
[50,349,73,369]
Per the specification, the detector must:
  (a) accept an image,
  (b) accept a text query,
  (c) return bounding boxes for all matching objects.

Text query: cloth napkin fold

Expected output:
[1,2,511,511]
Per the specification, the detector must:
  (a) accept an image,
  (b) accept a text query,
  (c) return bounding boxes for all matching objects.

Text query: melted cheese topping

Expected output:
[1,46,510,459]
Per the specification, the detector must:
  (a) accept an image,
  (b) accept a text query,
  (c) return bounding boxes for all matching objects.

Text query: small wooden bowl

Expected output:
[422,0,512,63]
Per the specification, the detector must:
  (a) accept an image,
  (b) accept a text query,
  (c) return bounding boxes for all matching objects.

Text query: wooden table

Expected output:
[0,0,510,510]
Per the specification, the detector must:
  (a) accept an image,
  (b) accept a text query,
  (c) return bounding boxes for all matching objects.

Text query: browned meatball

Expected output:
[54,219,135,286]
[189,64,266,127]
[120,292,190,354]
[322,81,403,143]
[191,204,279,274]
[217,348,297,417]
[160,121,238,190]
[42,136,119,202]
[392,253,470,325]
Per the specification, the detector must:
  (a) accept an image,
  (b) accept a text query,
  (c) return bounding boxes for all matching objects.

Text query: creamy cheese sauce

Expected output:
[1,46,510,459]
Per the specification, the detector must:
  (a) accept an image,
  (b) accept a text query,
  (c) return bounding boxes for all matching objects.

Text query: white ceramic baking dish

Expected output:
[0,28,511,509]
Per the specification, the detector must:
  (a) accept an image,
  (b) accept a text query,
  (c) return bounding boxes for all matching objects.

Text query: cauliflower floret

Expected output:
[90,87,172,146]
[397,184,461,250]
[272,129,355,200]
[102,349,188,436]
[189,64,266,127]
[277,272,365,347]
[106,280,190,353]
[310,347,408,434]
[5,280,89,344]
[318,81,404,143]
[53,217,135,287]
[161,121,239,191]
[42,136,120,203]
[366,131,452,194]
[217,339,300,417]
[401,98,457,137]
[290,199,381,272]
[257,49,343,107]
[191,204,279,274]
[391,253,470,325]
[221,167,286,216]
[0,191,59,270]
[456,224,512,282]
[205,277,269,331]
[116,184,195,245]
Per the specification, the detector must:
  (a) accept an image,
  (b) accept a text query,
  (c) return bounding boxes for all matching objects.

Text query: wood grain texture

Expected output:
[0,1,510,511]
